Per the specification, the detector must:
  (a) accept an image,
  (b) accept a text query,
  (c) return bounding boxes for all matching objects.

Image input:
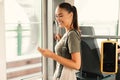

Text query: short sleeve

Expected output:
[67,31,81,54]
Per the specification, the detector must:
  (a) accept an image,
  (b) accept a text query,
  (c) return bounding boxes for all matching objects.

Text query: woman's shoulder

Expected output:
[68,30,81,39]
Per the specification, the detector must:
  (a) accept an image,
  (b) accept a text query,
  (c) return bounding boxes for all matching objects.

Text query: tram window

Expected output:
[5,0,43,79]
[5,0,41,58]
[75,0,120,45]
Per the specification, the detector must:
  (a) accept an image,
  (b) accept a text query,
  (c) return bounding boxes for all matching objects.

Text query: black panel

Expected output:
[103,42,116,72]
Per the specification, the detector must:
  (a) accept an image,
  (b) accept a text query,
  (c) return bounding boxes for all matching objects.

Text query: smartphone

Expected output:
[101,40,118,74]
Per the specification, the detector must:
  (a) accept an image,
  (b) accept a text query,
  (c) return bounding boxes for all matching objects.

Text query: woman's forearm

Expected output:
[51,52,81,70]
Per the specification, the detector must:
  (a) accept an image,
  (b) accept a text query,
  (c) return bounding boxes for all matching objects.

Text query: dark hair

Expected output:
[58,2,78,30]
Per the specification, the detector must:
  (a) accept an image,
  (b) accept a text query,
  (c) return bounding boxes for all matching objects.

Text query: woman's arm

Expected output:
[37,47,81,70]
[52,52,81,70]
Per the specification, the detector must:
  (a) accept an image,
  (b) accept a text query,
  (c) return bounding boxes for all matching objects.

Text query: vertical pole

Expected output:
[116,0,120,41]
[41,0,47,80]
[17,23,22,56]
[118,0,120,39]
[116,20,119,41]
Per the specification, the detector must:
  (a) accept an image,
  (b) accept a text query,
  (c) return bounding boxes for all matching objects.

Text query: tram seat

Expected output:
[76,26,111,80]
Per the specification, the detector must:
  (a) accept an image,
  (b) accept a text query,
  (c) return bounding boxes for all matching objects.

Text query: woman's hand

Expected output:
[37,47,54,58]
[118,49,120,53]
[54,33,62,41]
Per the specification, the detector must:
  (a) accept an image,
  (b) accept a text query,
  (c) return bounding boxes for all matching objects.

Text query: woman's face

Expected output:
[55,7,73,29]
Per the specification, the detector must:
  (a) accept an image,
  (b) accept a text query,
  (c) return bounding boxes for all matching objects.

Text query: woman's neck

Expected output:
[65,25,74,32]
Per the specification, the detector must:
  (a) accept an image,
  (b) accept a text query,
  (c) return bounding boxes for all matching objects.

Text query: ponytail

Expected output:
[72,6,78,30]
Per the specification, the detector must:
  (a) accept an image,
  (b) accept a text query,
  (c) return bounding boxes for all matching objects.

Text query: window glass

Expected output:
[5,0,43,79]
[75,0,120,46]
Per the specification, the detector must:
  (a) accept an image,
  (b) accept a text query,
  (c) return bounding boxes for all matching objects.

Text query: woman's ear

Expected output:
[69,12,73,17]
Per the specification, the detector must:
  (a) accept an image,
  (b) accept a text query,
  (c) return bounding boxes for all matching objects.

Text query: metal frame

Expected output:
[41,0,48,80]
[81,35,120,39]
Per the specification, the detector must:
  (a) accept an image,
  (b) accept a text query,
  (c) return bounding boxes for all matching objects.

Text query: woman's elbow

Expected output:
[75,63,81,70]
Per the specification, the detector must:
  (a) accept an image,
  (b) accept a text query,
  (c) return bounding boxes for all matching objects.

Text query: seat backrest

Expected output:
[80,26,103,77]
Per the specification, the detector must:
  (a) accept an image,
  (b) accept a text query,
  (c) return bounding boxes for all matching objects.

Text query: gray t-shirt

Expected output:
[54,30,81,78]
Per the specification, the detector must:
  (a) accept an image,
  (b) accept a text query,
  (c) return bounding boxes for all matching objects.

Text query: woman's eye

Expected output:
[59,15,63,17]
[55,15,63,18]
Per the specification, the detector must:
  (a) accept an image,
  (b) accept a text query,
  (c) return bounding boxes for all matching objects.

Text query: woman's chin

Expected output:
[59,25,64,28]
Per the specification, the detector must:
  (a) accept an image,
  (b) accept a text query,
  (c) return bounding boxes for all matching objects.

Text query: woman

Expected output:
[38,2,81,80]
